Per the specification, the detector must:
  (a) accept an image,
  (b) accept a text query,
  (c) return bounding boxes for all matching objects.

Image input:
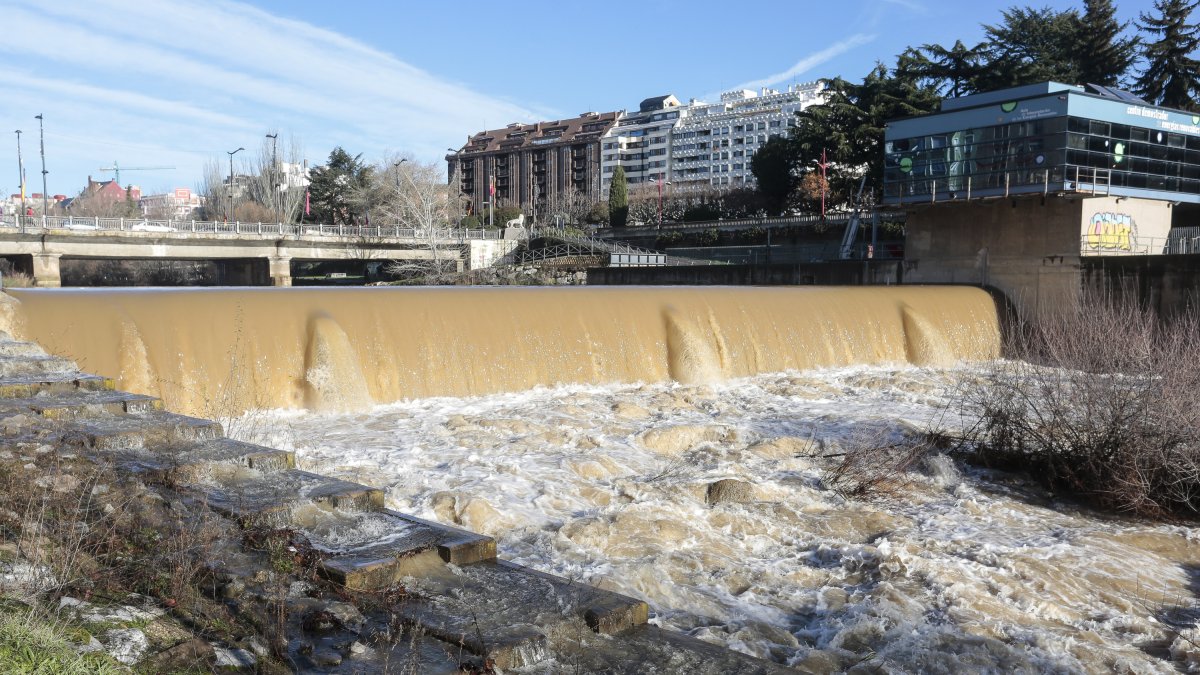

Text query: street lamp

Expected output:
[35,115,47,219]
[265,133,278,219]
[393,158,408,189]
[657,176,672,230]
[227,147,244,222]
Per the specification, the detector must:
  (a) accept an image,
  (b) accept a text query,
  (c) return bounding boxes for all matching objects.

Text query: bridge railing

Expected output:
[1080,235,1200,256]
[0,214,502,241]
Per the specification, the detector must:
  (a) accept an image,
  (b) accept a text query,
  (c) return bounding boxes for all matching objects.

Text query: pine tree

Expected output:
[1077,0,1139,86]
[608,166,628,228]
[978,6,1083,89]
[1135,0,1200,110]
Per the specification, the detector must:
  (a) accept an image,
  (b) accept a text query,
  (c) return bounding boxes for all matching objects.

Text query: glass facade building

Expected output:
[883,82,1200,205]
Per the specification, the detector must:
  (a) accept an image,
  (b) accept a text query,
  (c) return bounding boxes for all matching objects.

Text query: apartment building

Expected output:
[671,82,826,190]
[599,95,684,194]
[447,111,620,218]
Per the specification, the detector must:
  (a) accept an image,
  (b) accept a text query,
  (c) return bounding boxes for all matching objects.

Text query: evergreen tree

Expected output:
[750,136,800,216]
[791,67,940,205]
[1135,0,1200,110]
[978,6,1083,89]
[897,40,987,97]
[306,147,369,225]
[608,165,628,227]
[1076,0,1139,86]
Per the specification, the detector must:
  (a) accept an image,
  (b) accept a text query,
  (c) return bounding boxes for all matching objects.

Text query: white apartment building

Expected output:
[598,83,827,196]
[600,95,685,194]
[671,82,826,190]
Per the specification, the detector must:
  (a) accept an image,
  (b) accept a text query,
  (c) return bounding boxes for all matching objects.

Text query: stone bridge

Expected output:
[0,215,517,286]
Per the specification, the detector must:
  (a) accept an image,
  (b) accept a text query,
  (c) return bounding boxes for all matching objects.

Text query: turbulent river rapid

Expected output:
[229,365,1200,673]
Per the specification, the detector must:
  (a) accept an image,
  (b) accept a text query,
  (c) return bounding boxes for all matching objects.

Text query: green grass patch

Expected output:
[0,603,123,675]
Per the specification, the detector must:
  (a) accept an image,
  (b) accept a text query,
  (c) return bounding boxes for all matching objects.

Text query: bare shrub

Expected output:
[818,430,937,501]
[961,293,1200,518]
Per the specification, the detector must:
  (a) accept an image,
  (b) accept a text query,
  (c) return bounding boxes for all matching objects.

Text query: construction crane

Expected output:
[97,161,175,185]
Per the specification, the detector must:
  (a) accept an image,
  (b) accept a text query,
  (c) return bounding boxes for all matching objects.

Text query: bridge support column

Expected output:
[31,253,62,288]
[268,255,292,287]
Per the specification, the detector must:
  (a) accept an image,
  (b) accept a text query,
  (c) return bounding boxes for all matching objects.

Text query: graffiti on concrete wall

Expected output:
[1085,212,1137,251]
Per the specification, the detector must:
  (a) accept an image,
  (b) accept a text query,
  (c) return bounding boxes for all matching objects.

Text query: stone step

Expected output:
[104,437,295,480]
[392,560,650,670]
[0,340,50,358]
[0,390,162,420]
[0,373,113,398]
[65,412,224,451]
[291,507,495,590]
[191,468,385,524]
[567,625,798,675]
[0,354,80,379]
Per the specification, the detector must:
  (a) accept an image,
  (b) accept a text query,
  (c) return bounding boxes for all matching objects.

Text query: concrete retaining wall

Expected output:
[587,261,902,286]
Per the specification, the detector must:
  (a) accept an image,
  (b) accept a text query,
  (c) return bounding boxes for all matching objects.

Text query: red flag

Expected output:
[304,189,311,216]
[489,175,495,197]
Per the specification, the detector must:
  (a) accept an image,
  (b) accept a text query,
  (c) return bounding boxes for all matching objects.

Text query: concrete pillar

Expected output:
[31,253,62,288]
[268,255,292,287]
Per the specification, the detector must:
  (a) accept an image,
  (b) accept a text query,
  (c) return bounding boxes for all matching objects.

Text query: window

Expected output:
[769,120,781,128]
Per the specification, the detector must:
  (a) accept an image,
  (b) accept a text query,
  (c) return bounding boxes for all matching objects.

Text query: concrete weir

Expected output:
[0,333,791,672]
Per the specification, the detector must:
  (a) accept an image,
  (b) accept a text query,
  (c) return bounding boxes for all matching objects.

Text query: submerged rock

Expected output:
[707,479,755,506]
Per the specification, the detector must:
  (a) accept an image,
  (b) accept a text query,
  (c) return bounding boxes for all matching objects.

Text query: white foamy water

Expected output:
[232,366,1200,672]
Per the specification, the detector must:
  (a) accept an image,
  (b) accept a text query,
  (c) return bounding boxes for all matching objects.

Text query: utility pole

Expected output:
[227,147,244,222]
[14,130,25,222]
[35,115,48,218]
[393,158,407,190]
[265,133,278,220]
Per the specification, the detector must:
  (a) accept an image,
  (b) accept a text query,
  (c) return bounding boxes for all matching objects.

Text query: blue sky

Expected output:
[1,0,1146,198]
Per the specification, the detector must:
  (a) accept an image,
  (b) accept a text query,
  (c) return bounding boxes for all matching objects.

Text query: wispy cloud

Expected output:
[728,34,877,93]
[880,0,928,14]
[0,0,543,193]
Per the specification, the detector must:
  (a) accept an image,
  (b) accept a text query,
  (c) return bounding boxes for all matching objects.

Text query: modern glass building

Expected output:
[883,82,1200,205]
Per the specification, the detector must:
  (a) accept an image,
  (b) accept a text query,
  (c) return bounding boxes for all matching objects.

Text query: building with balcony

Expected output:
[670,83,826,191]
[599,95,684,194]
[139,188,203,220]
[447,111,620,219]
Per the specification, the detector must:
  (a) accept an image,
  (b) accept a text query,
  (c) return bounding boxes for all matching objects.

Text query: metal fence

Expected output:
[0,214,502,241]
[1080,235,1200,256]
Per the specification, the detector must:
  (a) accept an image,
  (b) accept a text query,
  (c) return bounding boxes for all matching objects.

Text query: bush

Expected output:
[961,295,1200,518]
[459,215,481,229]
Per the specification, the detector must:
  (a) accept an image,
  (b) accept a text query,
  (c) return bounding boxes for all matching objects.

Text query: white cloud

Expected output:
[729,34,877,93]
[0,0,543,193]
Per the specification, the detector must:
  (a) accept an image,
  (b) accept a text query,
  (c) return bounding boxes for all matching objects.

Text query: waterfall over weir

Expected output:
[6,286,1000,417]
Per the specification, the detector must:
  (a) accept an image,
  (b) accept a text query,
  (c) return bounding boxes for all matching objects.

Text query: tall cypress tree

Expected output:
[1135,0,1200,109]
[608,166,628,228]
[1077,0,1139,86]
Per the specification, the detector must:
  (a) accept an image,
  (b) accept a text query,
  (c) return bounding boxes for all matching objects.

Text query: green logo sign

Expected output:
[1001,101,1018,113]
[1113,142,1125,164]
[1192,115,1199,125]
[899,157,913,173]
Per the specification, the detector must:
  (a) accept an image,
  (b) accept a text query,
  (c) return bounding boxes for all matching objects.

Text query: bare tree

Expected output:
[245,132,307,223]
[378,158,462,284]
[540,185,596,228]
[195,159,228,221]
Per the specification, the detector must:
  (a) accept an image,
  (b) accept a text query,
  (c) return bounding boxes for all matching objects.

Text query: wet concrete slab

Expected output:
[190,467,384,522]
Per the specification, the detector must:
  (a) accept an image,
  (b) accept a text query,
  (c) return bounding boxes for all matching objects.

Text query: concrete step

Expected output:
[0,340,50,358]
[0,354,80,379]
[190,468,385,524]
[0,373,113,398]
[65,412,224,451]
[103,437,295,480]
[566,625,799,675]
[0,390,162,420]
[393,560,650,670]
[290,507,495,590]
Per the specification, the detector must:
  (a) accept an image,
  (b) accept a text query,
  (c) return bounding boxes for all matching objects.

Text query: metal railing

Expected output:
[594,210,906,237]
[0,213,503,241]
[1079,235,1188,256]
[501,225,716,267]
[666,242,904,265]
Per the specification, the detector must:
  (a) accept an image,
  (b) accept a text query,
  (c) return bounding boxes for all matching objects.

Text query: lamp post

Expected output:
[393,158,407,190]
[227,147,244,222]
[265,133,278,220]
[14,130,25,223]
[35,115,47,219]
[818,149,829,221]
[657,176,672,231]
